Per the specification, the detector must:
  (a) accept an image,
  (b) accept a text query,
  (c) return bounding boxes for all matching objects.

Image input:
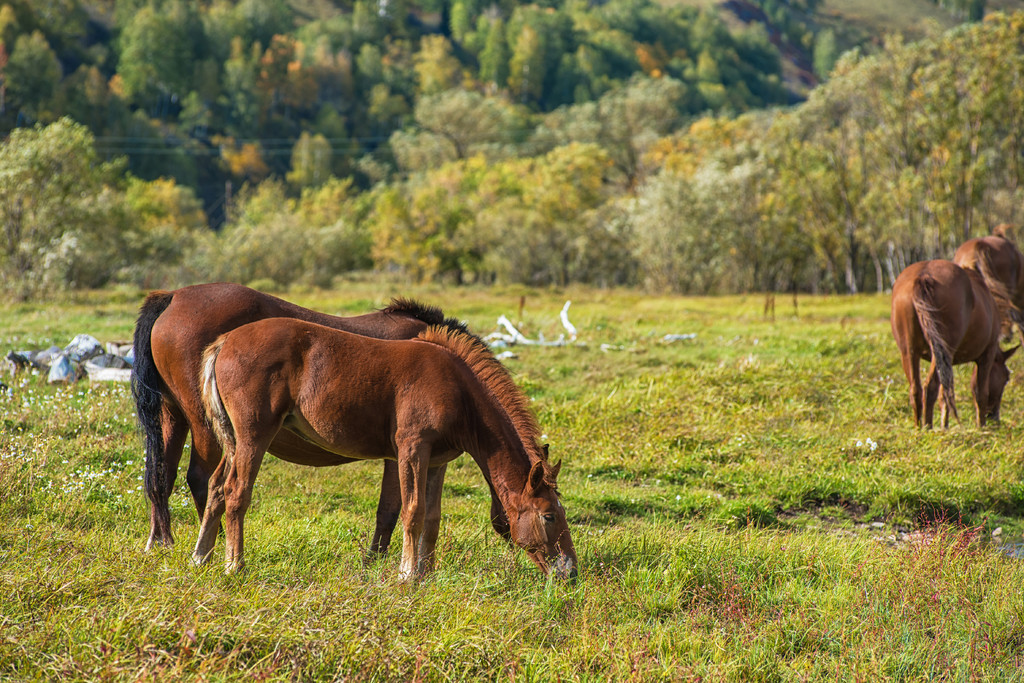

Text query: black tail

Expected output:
[132,291,174,508]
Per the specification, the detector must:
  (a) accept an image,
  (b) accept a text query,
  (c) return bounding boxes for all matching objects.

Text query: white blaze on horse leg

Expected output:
[395,439,432,581]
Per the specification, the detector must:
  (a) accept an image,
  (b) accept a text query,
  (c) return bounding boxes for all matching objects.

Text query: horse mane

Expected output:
[381,298,449,326]
[962,244,1019,323]
[415,320,556,483]
[993,223,1016,241]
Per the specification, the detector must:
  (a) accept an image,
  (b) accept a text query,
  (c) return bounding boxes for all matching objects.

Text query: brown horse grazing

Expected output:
[195,317,578,581]
[953,225,1024,342]
[890,260,1017,428]
[132,283,514,555]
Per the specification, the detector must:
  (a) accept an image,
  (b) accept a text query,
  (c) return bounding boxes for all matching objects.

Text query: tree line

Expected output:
[2,7,1021,298]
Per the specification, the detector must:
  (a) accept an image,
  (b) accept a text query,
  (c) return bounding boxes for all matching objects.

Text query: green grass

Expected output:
[3,285,1024,680]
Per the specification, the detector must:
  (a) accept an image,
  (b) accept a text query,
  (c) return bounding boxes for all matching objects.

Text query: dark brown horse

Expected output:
[891,260,1016,428]
[132,283,513,554]
[195,317,578,580]
[953,224,1024,342]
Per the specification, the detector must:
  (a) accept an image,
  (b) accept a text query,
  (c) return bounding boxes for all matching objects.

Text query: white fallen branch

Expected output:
[484,301,579,348]
[662,333,697,343]
[560,301,577,341]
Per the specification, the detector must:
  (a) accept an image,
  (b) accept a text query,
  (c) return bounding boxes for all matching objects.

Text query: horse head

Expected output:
[982,345,1019,422]
[508,459,578,582]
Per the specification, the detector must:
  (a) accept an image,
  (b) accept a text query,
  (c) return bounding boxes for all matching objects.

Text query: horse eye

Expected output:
[542,513,556,523]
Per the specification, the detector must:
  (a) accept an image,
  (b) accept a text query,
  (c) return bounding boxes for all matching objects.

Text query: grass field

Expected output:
[2,284,1024,680]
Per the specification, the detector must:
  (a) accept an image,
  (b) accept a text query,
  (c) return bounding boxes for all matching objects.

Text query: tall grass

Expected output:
[2,286,1023,680]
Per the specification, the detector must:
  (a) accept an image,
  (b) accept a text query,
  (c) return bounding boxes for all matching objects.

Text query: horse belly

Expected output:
[268,428,376,467]
[280,411,395,464]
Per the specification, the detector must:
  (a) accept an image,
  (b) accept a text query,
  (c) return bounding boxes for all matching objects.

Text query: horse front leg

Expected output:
[416,463,448,575]
[487,481,513,545]
[971,361,992,428]
[396,438,432,581]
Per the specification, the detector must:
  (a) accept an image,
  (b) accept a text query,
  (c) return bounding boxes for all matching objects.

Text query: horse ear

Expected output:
[542,443,549,459]
[1003,345,1020,362]
[550,459,561,480]
[527,460,545,494]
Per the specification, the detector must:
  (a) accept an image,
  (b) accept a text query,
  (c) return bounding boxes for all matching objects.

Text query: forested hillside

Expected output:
[1,0,789,221]
[0,1,1020,298]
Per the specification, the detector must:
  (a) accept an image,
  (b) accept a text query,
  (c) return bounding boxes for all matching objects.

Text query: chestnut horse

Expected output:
[890,260,1016,428]
[953,224,1024,342]
[132,283,497,554]
[196,317,578,580]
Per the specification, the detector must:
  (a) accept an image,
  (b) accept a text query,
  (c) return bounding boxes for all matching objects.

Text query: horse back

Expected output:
[148,283,434,410]
[954,235,1024,311]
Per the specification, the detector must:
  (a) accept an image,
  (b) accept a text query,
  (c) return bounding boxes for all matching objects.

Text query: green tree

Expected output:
[813,28,838,80]
[414,34,462,95]
[4,30,61,120]
[120,176,207,286]
[391,89,526,171]
[478,17,509,90]
[286,131,333,190]
[0,118,126,298]
[116,2,203,111]
[507,23,545,103]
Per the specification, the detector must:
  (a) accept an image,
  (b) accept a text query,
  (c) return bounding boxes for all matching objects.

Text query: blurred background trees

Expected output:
[0,0,1022,297]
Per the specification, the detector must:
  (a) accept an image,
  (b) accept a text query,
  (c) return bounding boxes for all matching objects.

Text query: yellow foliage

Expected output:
[219,139,270,182]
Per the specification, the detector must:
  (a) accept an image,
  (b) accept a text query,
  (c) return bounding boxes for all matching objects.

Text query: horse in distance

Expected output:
[890,260,1016,429]
[196,317,578,581]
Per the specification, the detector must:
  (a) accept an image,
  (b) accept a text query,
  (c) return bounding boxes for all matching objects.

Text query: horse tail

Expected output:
[911,276,958,424]
[132,291,174,512]
[200,336,235,459]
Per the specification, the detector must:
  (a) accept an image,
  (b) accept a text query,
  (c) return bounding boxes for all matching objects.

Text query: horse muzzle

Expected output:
[551,553,578,582]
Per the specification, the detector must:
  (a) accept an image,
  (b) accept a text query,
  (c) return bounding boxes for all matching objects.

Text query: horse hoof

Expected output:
[145,535,174,552]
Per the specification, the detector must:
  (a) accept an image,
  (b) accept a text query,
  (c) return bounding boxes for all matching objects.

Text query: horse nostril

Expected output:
[552,555,577,582]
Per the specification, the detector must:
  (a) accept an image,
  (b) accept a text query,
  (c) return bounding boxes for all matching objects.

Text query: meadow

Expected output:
[2,283,1024,681]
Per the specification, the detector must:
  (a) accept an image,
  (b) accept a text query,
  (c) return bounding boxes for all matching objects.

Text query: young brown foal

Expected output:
[132,283,475,554]
[196,318,578,581]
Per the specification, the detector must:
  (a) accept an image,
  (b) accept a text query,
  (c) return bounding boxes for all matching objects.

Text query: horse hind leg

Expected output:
[899,351,924,427]
[221,444,266,574]
[186,423,225,523]
[146,403,189,551]
[192,454,229,567]
[368,459,401,559]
